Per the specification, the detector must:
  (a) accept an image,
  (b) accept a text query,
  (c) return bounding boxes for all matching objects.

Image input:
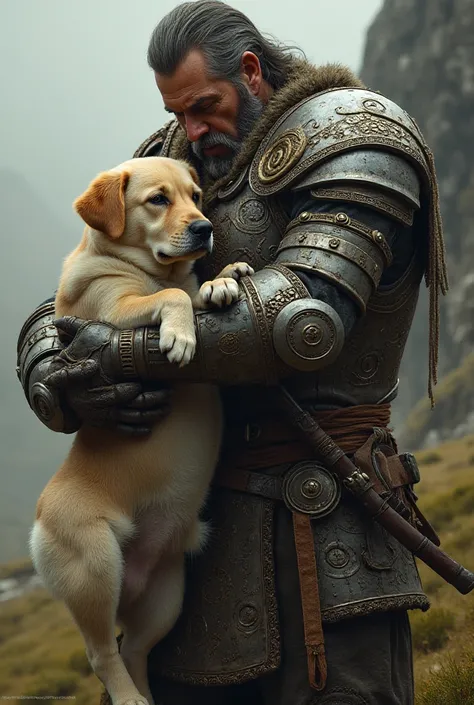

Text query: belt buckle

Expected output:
[282,461,341,519]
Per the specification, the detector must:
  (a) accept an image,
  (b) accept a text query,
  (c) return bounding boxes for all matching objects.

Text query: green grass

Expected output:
[416,654,474,705]
[411,608,455,653]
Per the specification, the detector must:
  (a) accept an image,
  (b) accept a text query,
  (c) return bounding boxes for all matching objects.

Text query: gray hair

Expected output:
[147,0,302,90]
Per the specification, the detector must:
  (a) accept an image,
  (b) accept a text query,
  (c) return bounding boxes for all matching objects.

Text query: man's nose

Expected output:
[185,116,208,142]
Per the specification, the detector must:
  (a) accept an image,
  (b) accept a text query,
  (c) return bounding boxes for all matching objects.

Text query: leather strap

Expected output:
[214,467,283,500]
[293,512,327,691]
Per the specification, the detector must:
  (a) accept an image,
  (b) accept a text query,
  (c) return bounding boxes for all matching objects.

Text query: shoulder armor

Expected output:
[133,120,176,158]
[249,88,429,202]
[292,149,420,209]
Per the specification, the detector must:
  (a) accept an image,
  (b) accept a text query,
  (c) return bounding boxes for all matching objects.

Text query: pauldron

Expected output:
[249,87,425,227]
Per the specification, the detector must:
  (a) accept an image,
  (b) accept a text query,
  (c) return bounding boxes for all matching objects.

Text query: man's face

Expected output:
[155,49,264,179]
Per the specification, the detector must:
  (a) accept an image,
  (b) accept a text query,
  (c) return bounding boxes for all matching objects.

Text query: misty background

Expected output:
[0,0,382,562]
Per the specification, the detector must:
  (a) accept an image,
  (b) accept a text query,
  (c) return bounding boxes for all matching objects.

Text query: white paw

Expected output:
[219,261,254,281]
[199,277,240,308]
[159,325,196,367]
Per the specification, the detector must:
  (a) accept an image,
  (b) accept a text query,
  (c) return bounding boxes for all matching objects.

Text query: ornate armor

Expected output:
[18,64,447,692]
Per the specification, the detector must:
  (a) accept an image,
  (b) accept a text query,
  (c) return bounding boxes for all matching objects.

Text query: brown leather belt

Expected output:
[214,453,414,499]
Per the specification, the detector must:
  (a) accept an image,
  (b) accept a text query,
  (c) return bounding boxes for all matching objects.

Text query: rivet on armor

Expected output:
[302,478,322,498]
[373,230,384,243]
[335,212,350,224]
[329,238,340,249]
[300,211,311,221]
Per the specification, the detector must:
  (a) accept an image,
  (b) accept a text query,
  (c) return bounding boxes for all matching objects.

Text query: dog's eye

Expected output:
[148,194,169,206]
[192,192,201,204]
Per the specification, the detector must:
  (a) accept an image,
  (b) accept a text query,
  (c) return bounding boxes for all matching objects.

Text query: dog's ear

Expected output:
[74,170,130,239]
[178,160,200,187]
[187,165,200,186]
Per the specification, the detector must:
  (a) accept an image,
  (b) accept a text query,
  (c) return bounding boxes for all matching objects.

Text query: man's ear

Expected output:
[74,170,130,239]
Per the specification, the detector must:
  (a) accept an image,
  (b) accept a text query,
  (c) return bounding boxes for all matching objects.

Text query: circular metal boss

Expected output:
[273,299,345,371]
[282,461,341,518]
[30,382,65,432]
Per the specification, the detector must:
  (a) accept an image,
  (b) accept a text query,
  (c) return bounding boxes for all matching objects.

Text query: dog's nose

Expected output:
[188,220,213,241]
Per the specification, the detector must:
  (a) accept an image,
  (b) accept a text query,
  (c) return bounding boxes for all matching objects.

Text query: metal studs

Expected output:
[336,212,350,225]
[372,230,384,243]
[299,211,311,221]
[329,238,340,249]
[302,478,322,498]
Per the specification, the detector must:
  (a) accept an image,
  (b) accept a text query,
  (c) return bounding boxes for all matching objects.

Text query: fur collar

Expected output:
[165,58,364,207]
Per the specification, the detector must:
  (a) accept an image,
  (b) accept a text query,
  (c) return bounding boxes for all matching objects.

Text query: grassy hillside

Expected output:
[409,433,474,703]
[1,434,474,703]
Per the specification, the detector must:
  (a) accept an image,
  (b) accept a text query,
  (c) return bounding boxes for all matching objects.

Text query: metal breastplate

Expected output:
[198,167,288,282]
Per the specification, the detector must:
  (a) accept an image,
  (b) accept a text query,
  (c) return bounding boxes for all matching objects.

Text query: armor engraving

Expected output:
[249,88,430,198]
[273,299,345,370]
[324,542,360,578]
[257,126,308,183]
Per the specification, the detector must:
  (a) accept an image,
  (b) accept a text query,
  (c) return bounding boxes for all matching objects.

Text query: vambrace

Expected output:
[16,300,79,433]
[106,264,346,385]
[275,211,393,313]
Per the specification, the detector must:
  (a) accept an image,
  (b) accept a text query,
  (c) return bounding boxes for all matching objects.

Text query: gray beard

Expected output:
[191,84,264,180]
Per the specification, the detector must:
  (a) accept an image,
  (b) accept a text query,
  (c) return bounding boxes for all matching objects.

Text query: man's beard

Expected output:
[191,83,264,180]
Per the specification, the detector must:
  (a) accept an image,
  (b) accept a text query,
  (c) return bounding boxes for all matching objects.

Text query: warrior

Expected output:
[17,2,449,703]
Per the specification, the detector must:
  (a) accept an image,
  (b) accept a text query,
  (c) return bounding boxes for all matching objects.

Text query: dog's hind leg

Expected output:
[30,519,149,705]
[118,553,186,705]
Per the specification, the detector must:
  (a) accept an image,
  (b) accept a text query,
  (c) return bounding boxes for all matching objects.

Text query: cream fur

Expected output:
[29,156,253,705]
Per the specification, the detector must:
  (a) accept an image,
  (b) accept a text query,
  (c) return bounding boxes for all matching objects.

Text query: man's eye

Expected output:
[192,192,201,204]
[200,101,217,114]
[148,194,168,206]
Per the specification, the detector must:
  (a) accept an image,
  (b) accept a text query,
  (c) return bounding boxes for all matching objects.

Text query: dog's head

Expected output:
[74,157,212,266]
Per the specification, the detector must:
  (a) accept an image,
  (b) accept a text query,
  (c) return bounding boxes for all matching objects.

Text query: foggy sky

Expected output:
[1,0,381,270]
[0,0,382,562]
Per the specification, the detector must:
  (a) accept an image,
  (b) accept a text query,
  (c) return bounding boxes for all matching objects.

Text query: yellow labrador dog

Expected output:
[29,157,253,705]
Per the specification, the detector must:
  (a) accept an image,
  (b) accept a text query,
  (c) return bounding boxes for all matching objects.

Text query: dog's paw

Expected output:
[198,277,239,308]
[217,261,255,281]
[159,324,196,367]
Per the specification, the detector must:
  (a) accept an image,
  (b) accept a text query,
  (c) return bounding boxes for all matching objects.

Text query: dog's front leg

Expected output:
[153,289,196,367]
[193,261,254,310]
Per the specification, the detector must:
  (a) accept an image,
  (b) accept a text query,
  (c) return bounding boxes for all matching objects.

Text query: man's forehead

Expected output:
[154,49,222,111]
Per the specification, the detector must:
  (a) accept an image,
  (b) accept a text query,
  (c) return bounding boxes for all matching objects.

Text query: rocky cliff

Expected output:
[360,0,474,444]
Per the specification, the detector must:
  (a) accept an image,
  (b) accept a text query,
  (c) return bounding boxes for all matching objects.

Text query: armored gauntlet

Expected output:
[17,301,170,434]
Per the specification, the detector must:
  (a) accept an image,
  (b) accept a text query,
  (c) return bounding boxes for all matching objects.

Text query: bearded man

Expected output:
[17,2,448,704]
